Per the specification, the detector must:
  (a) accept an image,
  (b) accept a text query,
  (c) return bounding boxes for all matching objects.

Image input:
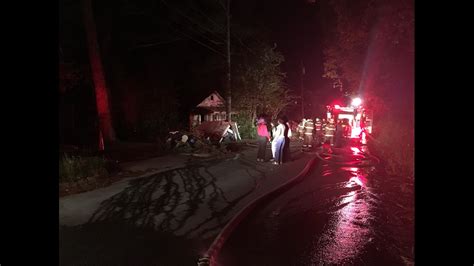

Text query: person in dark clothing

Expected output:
[314,118,323,146]
[334,120,344,148]
[283,120,291,162]
[256,118,271,162]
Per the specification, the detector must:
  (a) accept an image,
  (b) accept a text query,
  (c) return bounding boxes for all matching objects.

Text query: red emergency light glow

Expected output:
[361,132,367,144]
[350,147,361,155]
[334,105,341,109]
[351,127,362,138]
[351,98,362,107]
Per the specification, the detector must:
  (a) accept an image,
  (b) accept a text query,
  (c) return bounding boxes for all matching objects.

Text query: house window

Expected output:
[211,95,214,100]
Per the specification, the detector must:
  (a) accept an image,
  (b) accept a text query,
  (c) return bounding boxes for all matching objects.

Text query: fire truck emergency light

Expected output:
[351,97,362,107]
[334,105,341,109]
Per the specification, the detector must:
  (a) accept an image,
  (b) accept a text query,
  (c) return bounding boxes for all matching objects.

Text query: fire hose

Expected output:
[315,145,380,167]
[197,156,320,266]
[315,148,380,167]
[197,146,379,265]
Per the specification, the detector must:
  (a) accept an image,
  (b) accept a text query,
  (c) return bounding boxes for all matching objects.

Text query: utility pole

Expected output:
[225,0,232,122]
[300,60,305,119]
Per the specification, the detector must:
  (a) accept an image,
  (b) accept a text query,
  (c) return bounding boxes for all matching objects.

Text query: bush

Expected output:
[59,155,108,183]
[234,114,256,139]
[369,116,414,180]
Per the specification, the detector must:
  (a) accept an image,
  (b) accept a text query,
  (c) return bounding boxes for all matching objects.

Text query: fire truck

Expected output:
[326,97,372,144]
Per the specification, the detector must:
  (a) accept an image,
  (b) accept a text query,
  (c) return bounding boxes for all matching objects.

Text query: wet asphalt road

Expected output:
[217,147,413,266]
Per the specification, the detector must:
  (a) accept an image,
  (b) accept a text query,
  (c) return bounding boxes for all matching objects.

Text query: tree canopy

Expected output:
[321,0,414,116]
[233,44,292,121]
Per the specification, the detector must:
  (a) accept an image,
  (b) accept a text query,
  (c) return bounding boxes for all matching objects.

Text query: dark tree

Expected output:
[82,0,116,143]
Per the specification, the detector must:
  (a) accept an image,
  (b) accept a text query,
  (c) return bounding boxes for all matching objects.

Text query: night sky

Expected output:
[60,0,328,111]
[60,0,412,145]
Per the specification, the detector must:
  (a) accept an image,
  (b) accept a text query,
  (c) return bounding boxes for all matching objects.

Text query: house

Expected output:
[189,91,241,142]
[189,91,237,129]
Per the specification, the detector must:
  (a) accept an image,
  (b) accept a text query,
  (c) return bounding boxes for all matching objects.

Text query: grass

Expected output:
[59,155,108,183]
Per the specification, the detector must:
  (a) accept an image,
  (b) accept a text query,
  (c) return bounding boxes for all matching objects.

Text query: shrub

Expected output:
[234,114,256,139]
[369,116,414,180]
[59,155,108,183]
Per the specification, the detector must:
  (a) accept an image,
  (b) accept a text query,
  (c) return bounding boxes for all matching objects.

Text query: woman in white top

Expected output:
[272,118,286,165]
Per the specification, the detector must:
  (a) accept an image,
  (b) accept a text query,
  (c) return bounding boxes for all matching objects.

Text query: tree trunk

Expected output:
[225,0,232,122]
[82,0,116,143]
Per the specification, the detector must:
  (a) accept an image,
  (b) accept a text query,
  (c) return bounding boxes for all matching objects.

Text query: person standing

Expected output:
[283,120,292,162]
[334,119,344,148]
[270,121,277,161]
[272,118,286,165]
[314,118,323,146]
[303,118,314,150]
[324,119,336,146]
[256,118,271,162]
[298,118,306,140]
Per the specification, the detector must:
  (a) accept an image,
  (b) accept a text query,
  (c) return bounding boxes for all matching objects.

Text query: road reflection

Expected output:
[314,166,373,265]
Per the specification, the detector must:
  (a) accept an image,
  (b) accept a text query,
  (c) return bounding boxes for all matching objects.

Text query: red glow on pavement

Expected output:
[350,176,364,187]
[321,177,370,263]
[315,162,373,264]
[350,147,361,155]
[345,167,366,187]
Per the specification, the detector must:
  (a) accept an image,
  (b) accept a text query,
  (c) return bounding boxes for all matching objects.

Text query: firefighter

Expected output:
[303,118,314,150]
[360,115,366,134]
[334,119,344,147]
[314,118,323,146]
[324,119,336,146]
[298,118,306,140]
[360,116,367,144]
[343,119,350,137]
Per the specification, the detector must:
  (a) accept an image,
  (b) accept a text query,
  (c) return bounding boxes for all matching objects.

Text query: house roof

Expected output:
[191,91,237,114]
[197,91,226,108]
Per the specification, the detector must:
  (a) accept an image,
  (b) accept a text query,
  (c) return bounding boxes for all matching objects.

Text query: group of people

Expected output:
[255,115,359,163]
[297,117,350,150]
[256,117,292,165]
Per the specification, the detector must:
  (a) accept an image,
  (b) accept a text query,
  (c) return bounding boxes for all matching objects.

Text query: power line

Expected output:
[128,38,184,51]
[188,2,226,32]
[167,20,226,57]
[154,3,227,55]
[160,0,227,44]
[231,32,255,55]
[188,1,257,54]
[164,11,226,54]
[128,0,259,58]
[161,0,255,55]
